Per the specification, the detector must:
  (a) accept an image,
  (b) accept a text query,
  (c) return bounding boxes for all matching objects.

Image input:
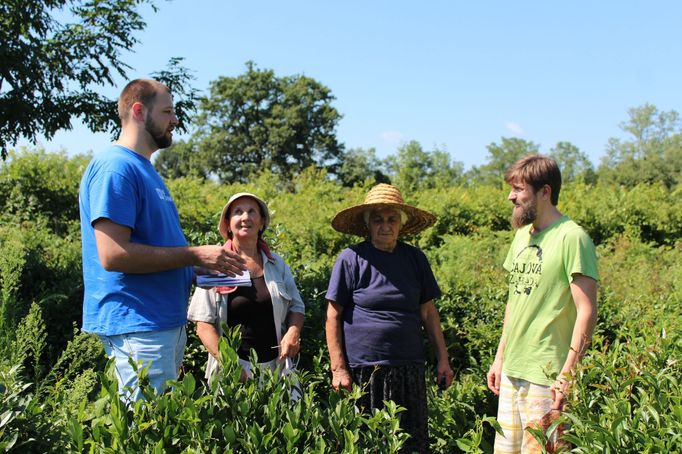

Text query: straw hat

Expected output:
[331,184,436,236]
[218,192,270,240]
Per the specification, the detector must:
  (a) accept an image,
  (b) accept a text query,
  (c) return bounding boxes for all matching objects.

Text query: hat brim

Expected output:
[218,193,270,240]
[331,202,436,237]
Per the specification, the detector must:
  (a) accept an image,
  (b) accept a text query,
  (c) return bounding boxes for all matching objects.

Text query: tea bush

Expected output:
[428,231,511,375]
[427,372,498,453]
[0,222,84,369]
[562,333,682,453]
[596,234,682,339]
[0,149,88,235]
[561,181,682,246]
[0,150,681,452]
[66,330,409,453]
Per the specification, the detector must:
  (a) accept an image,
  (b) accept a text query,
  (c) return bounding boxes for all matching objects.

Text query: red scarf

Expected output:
[215,239,273,294]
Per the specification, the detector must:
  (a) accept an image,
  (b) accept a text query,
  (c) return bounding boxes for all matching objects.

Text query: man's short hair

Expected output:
[117,79,170,121]
[505,154,562,205]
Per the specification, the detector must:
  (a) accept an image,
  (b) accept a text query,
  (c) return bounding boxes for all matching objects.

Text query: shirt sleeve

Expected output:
[415,248,442,304]
[283,260,305,315]
[88,169,138,229]
[563,227,599,282]
[187,287,218,323]
[325,249,354,306]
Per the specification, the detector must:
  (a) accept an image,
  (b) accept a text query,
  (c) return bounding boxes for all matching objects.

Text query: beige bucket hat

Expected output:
[331,184,436,237]
[218,192,270,240]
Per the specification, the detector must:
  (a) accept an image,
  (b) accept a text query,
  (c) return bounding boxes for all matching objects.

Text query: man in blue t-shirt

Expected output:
[79,79,245,400]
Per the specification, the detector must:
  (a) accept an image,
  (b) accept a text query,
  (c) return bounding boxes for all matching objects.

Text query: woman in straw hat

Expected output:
[325,183,453,453]
[188,193,304,386]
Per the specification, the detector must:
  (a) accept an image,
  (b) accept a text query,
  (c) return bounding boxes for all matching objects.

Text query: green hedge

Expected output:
[0,150,680,452]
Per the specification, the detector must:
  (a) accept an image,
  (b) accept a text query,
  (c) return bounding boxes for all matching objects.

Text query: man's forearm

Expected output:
[560,275,598,378]
[94,219,245,275]
[94,219,201,273]
[493,303,511,363]
[99,241,200,273]
[559,305,597,378]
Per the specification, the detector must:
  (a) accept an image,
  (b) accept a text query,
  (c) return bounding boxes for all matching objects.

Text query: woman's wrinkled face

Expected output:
[228,197,265,240]
[368,207,401,251]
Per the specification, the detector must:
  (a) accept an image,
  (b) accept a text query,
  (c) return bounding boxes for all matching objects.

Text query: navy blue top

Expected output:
[325,240,441,367]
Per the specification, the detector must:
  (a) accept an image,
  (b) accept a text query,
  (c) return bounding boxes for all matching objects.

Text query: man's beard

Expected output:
[511,198,537,229]
[145,117,172,149]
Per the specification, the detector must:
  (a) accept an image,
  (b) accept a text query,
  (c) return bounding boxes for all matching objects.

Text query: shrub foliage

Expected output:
[0,149,680,452]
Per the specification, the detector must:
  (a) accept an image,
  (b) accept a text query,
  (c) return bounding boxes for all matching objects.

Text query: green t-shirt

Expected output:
[502,215,598,385]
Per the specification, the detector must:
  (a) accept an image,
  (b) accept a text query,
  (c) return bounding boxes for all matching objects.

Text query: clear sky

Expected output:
[22,0,682,170]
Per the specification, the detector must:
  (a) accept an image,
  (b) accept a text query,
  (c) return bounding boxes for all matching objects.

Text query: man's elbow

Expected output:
[589,304,599,323]
[98,251,129,272]
[577,301,598,332]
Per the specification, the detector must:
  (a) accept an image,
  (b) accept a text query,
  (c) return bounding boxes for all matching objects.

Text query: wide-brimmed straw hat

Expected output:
[331,184,436,236]
[218,192,270,240]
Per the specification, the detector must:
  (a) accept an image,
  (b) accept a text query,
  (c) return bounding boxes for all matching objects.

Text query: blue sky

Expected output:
[22,0,682,170]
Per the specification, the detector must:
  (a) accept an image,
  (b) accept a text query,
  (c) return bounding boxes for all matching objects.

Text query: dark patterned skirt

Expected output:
[350,364,428,454]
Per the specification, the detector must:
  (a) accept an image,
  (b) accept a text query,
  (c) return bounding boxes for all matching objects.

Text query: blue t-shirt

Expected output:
[79,145,192,335]
[325,240,441,367]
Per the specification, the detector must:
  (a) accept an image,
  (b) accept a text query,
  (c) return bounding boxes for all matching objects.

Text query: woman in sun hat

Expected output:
[325,183,453,453]
[188,192,304,386]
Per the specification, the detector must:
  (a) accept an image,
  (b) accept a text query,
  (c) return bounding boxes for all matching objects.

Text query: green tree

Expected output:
[170,62,343,183]
[336,147,389,187]
[598,104,682,187]
[468,137,540,186]
[429,149,465,188]
[154,139,209,180]
[384,141,464,192]
[0,0,198,159]
[549,141,596,184]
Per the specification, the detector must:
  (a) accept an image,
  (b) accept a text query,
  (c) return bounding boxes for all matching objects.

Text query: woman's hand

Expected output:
[437,359,455,390]
[331,368,353,391]
[280,313,304,360]
[279,329,301,360]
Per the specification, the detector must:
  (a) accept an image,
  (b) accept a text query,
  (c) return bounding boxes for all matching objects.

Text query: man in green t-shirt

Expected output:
[486,154,598,453]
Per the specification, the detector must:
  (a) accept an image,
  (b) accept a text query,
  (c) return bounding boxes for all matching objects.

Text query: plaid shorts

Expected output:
[494,373,565,454]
